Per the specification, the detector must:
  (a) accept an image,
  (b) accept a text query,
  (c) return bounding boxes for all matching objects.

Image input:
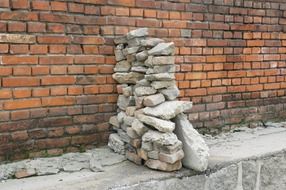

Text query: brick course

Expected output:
[1,0,286,161]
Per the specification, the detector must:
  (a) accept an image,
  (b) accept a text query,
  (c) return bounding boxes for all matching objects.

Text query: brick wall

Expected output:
[1,0,286,161]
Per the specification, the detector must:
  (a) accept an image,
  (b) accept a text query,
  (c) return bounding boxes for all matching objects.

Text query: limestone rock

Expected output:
[143,93,165,107]
[126,106,136,116]
[148,151,159,159]
[134,95,144,109]
[152,56,175,65]
[114,36,127,44]
[144,56,175,67]
[143,101,193,120]
[137,114,175,133]
[136,79,150,86]
[148,42,175,56]
[109,116,119,128]
[174,114,209,172]
[123,116,135,126]
[127,127,139,139]
[138,149,148,160]
[160,86,180,100]
[131,66,148,73]
[145,159,182,171]
[112,72,144,84]
[146,65,176,74]
[141,38,164,47]
[145,73,175,81]
[123,46,140,55]
[114,49,125,62]
[131,119,149,136]
[142,130,179,147]
[126,151,142,165]
[108,133,125,154]
[114,60,131,72]
[118,129,131,143]
[122,86,132,97]
[159,150,184,164]
[127,28,148,40]
[117,95,134,110]
[151,80,176,89]
[117,111,126,124]
[134,86,157,97]
[128,37,143,47]
[136,51,148,61]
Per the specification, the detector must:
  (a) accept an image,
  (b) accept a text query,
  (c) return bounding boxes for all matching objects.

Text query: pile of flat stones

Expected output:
[108,28,194,171]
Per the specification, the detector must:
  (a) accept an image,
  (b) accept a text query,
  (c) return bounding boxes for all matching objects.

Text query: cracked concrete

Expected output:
[1,124,286,190]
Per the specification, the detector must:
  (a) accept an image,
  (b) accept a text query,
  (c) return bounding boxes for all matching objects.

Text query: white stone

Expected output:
[152,56,175,65]
[148,42,175,56]
[143,93,165,107]
[136,51,148,61]
[145,73,175,81]
[114,49,125,62]
[127,28,148,40]
[131,66,148,73]
[145,159,182,171]
[151,80,176,89]
[131,119,149,136]
[174,114,209,172]
[142,130,179,146]
[137,114,175,133]
[109,116,119,128]
[159,150,184,164]
[114,60,130,72]
[141,38,164,47]
[160,86,180,100]
[112,72,144,84]
[146,65,176,74]
[134,86,157,97]
[143,101,193,120]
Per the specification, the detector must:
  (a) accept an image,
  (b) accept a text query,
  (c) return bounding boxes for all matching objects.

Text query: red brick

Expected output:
[28,22,46,33]
[39,56,73,65]
[8,22,26,32]
[0,89,12,99]
[30,45,48,54]
[68,3,84,13]
[108,0,135,7]
[41,76,75,85]
[2,56,38,65]
[37,36,71,44]
[0,0,9,7]
[3,77,40,87]
[10,45,29,54]
[51,1,67,12]
[31,1,50,10]
[42,97,75,106]
[4,99,41,110]
[11,110,30,120]
[13,67,31,76]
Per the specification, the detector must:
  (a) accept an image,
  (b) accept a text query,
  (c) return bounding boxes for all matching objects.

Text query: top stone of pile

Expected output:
[126,28,148,40]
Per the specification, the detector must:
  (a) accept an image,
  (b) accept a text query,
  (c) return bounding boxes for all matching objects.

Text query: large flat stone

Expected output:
[148,42,175,56]
[137,114,175,133]
[143,101,192,120]
[112,72,144,84]
[174,114,209,172]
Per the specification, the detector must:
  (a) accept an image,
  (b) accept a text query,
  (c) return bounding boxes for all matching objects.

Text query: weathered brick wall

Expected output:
[1,0,286,161]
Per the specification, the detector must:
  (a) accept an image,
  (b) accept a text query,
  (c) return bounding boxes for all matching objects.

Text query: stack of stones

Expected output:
[108,28,193,171]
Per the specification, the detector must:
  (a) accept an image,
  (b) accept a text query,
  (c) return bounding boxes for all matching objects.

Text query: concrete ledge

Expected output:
[1,126,286,190]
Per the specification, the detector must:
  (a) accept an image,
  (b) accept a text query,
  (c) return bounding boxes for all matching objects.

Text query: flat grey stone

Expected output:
[145,73,175,81]
[160,86,180,100]
[136,51,148,61]
[174,114,209,172]
[140,38,164,47]
[114,60,131,72]
[122,86,133,97]
[114,49,125,62]
[131,66,148,73]
[143,93,165,107]
[114,36,127,44]
[151,80,176,89]
[112,72,144,84]
[131,119,149,136]
[137,114,175,133]
[159,150,184,164]
[134,86,156,97]
[148,42,175,56]
[127,28,148,40]
[123,47,140,55]
[109,116,120,128]
[152,56,175,65]
[145,159,182,172]
[143,101,193,120]
[146,65,176,74]
[117,95,134,110]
